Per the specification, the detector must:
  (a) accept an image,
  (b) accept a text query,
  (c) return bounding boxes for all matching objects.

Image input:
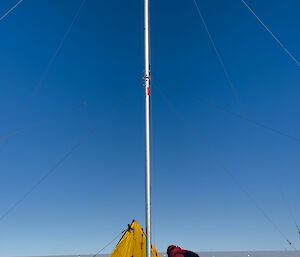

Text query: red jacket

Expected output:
[168,246,189,257]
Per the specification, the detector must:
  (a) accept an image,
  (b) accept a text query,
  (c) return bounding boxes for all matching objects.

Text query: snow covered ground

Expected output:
[29,251,300,257]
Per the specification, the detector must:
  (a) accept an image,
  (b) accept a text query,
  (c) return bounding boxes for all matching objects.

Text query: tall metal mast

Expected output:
[144,0,151,256]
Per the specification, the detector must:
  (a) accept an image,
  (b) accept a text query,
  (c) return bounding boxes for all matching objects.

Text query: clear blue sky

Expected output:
[0,0,300,256]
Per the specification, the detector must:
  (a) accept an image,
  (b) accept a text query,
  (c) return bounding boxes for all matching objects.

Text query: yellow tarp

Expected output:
[110,220,160,257]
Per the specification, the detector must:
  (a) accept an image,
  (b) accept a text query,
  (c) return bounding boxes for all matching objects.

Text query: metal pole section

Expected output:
[144,0,151,256]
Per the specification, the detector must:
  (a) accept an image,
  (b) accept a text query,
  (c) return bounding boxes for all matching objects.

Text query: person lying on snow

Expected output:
[167,245,199,257]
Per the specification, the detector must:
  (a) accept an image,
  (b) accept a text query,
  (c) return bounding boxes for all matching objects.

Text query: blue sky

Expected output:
[0,0,300,256]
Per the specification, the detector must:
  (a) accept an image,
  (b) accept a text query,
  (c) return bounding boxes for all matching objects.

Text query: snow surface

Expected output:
[29,251,300,257]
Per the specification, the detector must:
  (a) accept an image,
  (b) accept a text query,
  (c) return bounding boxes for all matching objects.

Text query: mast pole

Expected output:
[144,0,151,256]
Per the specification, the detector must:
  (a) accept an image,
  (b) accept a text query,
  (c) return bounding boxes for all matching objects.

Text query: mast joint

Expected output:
[143,75,151,83]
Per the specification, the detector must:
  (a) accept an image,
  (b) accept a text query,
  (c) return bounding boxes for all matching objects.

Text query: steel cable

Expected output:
[0,0,23,22]
[0,0,86,154]
[192,0,242,109]
[280,189,300,235]
[154,84,297,250]
[93,228,127,257]
[181,89,300,143]
[241,0,300,68]
[0,85,121,143]
[0,88,133,223]
[24,0,86,111]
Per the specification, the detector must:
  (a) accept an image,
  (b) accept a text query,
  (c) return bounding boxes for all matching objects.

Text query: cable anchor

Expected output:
[127,224,134,232]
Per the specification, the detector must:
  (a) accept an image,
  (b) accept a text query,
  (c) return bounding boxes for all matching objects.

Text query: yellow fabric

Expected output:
[110,220,160,257]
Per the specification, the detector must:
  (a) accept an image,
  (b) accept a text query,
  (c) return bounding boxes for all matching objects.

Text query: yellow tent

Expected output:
[110,220,161,257]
